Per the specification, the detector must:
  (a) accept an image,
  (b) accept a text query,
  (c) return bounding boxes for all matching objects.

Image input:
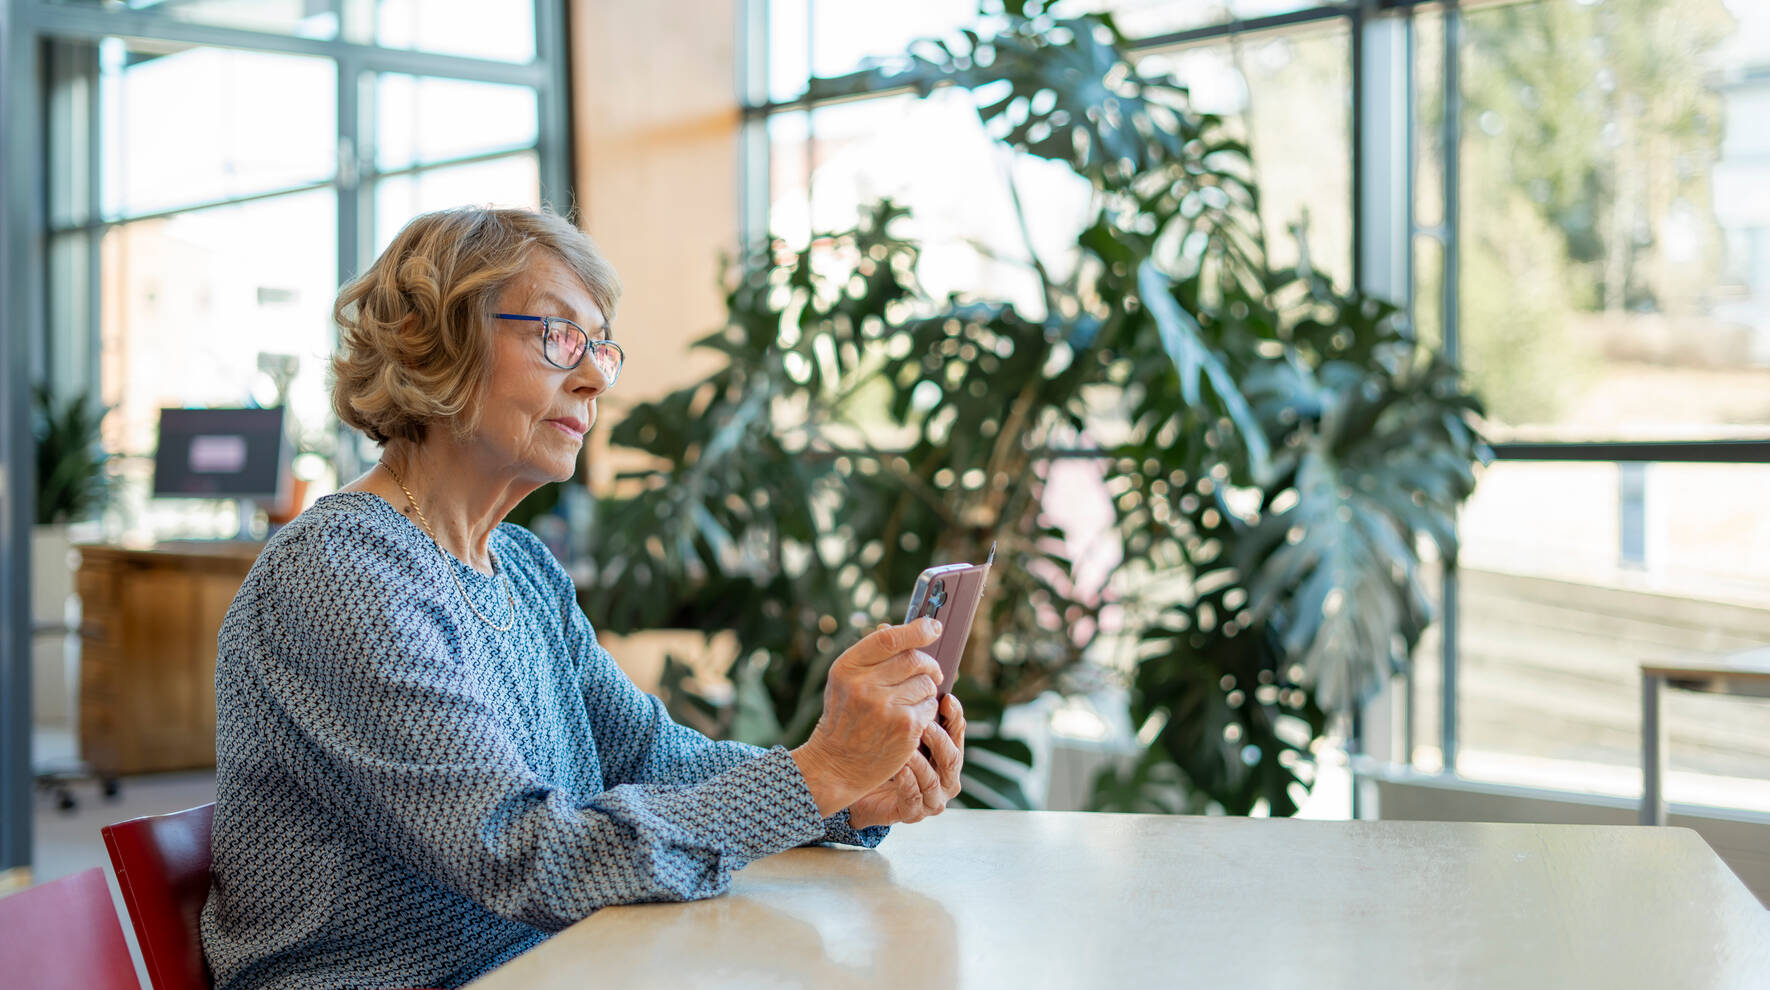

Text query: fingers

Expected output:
[907,751,945,817]
[878,649,942,688]
[941,694,967,749]
[894,766,926,823]
[847,618,944,666]
[935,696,965,801]
[921,718,961,781]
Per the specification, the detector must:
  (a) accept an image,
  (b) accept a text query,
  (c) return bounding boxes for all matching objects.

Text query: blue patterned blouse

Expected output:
[200,492,887,990]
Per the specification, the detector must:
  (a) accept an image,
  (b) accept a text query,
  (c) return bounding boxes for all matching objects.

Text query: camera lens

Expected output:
[928,580,948,611]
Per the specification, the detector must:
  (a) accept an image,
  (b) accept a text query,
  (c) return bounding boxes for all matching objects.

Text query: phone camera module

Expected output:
[926,579,948,613]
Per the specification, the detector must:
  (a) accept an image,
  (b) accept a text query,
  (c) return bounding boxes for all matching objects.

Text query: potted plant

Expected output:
[576,1,1486,814]
[31,386,114,726]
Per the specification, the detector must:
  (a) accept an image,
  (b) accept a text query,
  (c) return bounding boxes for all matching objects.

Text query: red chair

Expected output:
[0,866,139,989]
[103,802,216,990]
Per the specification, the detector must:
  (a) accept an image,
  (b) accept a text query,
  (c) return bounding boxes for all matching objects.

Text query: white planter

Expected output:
[30,525,78,727]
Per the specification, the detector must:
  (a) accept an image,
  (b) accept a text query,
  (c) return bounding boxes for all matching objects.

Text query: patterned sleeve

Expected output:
[540,554,888,848]
[245,519,837,932]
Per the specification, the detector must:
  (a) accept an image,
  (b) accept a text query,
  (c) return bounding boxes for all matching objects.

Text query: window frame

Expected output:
[0,0,576,866]
[739,0,1770,804]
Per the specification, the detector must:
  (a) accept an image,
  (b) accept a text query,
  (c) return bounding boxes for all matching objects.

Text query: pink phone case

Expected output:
[904,547,994,698]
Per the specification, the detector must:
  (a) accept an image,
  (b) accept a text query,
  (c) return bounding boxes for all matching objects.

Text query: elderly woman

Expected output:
[200,206,966,990]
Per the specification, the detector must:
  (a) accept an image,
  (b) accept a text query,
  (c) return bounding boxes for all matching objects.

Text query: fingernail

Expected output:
[927,618,943,635]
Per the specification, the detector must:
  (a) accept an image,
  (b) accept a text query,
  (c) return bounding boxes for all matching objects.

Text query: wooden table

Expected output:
[1640,647,1770,826]
[77,541,262,775]
[468,810,1770,989]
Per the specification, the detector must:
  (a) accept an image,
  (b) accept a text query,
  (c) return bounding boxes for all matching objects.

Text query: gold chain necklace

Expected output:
[380,460,516,633]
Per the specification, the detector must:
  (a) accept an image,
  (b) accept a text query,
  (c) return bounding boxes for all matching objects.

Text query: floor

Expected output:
[30,726,218,988]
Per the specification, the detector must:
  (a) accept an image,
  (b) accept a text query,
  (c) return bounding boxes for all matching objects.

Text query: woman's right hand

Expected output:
[790,617,945,817]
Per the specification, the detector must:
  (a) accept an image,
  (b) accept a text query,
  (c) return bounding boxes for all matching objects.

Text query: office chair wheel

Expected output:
[101,777,121,800]
[56,788,78,812]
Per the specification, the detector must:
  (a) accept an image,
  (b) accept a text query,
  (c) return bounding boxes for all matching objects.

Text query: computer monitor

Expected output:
[152,406,289,501]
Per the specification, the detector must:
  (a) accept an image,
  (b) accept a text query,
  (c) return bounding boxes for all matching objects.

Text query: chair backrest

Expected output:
[0,866,139,989]
[103,802,216,990]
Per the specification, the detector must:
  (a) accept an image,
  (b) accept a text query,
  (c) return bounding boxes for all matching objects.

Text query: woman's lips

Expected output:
[547,417,587,437]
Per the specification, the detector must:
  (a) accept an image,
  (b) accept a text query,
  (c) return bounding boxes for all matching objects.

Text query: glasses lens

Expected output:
[544,319,588,369]
[588,341,623,386]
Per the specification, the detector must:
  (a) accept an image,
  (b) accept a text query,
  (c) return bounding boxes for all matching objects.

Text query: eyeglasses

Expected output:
[494,313,623,386]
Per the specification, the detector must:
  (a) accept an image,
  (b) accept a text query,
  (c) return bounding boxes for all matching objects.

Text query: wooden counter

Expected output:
[468,809,1770,989]
[76,541,262,775]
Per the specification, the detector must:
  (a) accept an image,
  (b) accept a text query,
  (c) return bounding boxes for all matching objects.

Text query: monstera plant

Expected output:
[576,0,1486,815]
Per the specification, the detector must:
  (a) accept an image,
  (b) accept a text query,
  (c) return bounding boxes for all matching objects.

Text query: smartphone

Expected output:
[903,543,995,699]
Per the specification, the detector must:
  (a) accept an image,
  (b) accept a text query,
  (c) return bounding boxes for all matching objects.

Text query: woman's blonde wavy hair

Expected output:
[331,206,621,445]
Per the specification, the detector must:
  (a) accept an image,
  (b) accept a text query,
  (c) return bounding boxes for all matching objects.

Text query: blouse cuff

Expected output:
[820,808,891,848]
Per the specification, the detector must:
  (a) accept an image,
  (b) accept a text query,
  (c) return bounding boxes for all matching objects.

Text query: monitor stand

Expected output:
[235,501,266,542]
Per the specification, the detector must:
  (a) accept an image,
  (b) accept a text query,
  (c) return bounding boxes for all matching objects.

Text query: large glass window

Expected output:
[1433,0,1770,809]
[370,74,538,173]
[1140,22,1352,288]
[31,1,563,539]
[753,0,1770,816]
[100,43,336,218]
[52,0,342,39]
[1455,0,1770,442]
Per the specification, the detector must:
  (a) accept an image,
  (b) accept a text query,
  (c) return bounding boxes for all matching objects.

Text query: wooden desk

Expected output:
[1640,648,1770,826]
[77,541,261,775]
[468,810,1770,989]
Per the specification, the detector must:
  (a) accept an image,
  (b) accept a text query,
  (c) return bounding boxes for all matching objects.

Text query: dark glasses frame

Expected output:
[494,313,623,386]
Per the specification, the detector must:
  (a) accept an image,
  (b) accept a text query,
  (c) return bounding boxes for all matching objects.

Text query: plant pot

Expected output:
[30,524,78,726]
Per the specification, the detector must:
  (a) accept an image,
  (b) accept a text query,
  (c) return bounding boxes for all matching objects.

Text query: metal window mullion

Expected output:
[336,48,365,482]
[80,39,103,399]
[804,0,817,248]
[1401,6,1417,767]
[1491,440,1770,463]
[17,2,547,88]
[0,0,28,878]
[534,0,573,214]
[741,5,1354,117]
[1350,2,1364,293]
[737,0,770,249]
[1440,0,1462,774]
[47,141,546,237]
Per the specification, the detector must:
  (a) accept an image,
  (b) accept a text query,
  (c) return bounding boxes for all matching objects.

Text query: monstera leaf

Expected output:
[586,2,1486,818]
[1233,287,1487,712]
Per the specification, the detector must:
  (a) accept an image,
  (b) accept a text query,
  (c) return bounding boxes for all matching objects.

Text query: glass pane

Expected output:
[372,74,539,171]
[808,0,977,83]
[807,88,1093,316]
[100,41,335,217]
[767,109,811,247]
[1412,6,1445,233]
[99,189,338,461]
[1074,1,1327,42]
[1143,22,1353,288]
[366,0,535,63]
[373,153,541,254]
[54,0,340,39]
[1455,460,1770,811]
[1456,0,1770,441]
[1406,564,1445,773]
[769,0,810,102]
[1414,233,1444,355]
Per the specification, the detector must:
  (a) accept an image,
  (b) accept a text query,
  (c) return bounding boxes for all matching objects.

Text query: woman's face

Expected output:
[469,251,612,484]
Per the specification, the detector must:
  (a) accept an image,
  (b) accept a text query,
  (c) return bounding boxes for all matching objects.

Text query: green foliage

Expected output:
[1445,0,1735,427]
[503,480,564,531]
[1460,0,1731,307]
[581,1,1487,815]
[32,386,114,526]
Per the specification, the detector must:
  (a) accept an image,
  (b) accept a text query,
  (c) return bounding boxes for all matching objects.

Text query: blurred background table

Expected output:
[468,809,1770,989]
[76,541,262,776]
[1641,648,1770,825]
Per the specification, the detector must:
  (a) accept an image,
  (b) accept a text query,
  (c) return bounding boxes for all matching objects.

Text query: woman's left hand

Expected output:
[847,694,966,830]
